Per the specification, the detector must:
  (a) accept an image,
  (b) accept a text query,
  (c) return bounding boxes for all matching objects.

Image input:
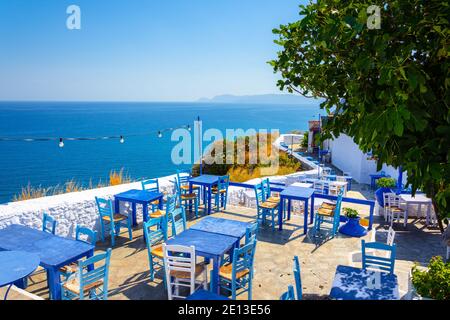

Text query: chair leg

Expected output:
[110,222,115,247]
[248,276,252,300]
[149,255,154,281]
[195,199,199,218]
[100,221,105,243]
[271,210,275,231]
[231,281,236,300]
[127,218,133,240]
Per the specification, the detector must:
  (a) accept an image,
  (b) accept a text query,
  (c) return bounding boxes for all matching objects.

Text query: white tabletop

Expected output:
[330,181,348,187]
[306,179,348,187]
[291,182,314,188]
[400,194,432,204]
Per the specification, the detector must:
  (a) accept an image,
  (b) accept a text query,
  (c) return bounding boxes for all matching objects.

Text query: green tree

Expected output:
[270,0,450,231]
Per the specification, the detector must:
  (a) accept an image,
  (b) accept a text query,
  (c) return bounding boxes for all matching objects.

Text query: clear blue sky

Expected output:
[0,0,306,101]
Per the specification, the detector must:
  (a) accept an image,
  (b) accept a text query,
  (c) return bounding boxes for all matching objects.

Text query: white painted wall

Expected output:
[328,134,403,184]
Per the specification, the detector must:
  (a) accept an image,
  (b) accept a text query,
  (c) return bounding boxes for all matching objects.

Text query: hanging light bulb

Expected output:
[59,138,64,148]
[187,125,191,131]
[120,135,125,144]
[158,131,162,138]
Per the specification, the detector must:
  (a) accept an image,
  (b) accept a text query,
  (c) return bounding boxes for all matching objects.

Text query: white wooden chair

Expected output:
[385,193,407,227]
[386,227,396,246]
[313,181,326,194]
[383,193,391,221]
[349,226,396,264]
[163,244,207,300]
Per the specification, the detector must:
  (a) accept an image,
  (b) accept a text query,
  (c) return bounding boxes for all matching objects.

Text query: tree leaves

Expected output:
[270,0,450,224]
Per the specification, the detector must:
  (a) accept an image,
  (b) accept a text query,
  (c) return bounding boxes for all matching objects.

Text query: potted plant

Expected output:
[374,177,396,209]
[338,208,368,237]
[409,256,450,300]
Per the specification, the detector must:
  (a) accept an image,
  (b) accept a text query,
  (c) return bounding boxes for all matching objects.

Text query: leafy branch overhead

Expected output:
[271,0,450,230]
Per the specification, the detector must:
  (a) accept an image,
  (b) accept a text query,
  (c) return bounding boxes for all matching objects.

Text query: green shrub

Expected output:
[343,207,359,219]
[411,256,450,300]
[301,134,308,148]
[376,177,396,188]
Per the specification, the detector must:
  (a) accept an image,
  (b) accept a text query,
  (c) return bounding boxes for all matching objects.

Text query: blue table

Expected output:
[187,289,230,300]
[370,174,390,189]
[190,217,250,240]
[0,224,94,300]
[114,189,164,226]
[0,251,40,300]
[166,229,238,294]
[329,265,399,300]
[189,175,220,215]
[279,186,315,234]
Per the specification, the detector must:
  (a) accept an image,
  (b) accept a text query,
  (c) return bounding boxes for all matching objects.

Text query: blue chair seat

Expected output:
[181,193,197,200]
[219,263,250,280]
[63,278,104,295]
[101,213,127,222]
[60,262,78,274]
[317,207,334,216]
[212,188,227,194]
[149,210,165,218]
[180,184,200,191]
[259,201,279,209]
[265,196,280,203]
[150,245,164,258]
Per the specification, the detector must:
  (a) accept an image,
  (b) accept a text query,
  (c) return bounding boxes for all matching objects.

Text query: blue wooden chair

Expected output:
[254,183,279,231]
[222,222,259,266]
[311,190,343,239]
[362,240,396,274]
[142,178,161,212]
[61,248,112,300]
[245,222,258,244]
[162,194,177,236]
[176,168,200,195]
[95,197,132,247]
[143,216,168,282]
[262,178,280,204]
[42,213,56,234]
[60,226,97,279]
[218,236,257,300]
[293,255,302,300]
[171,206,187,237]
[175,179,199,218]
[262,178,284,218]
[280,285,295,300]
[213,175,230,212]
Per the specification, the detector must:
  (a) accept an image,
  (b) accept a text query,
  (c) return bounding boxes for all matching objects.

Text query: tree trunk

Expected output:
[431,196,444,233]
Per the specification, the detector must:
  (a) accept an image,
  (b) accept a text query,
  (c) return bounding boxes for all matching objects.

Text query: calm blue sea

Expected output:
[0,102,320,203]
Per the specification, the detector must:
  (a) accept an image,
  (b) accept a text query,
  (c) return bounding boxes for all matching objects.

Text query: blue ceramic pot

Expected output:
[375,187,392,208]
[339,217,367,237]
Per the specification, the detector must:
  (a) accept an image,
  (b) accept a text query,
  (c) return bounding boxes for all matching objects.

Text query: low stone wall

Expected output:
[0,174,177,238]
[0,168,321,239]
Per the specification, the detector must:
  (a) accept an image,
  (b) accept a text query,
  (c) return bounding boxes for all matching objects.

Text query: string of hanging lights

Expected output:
[0,124,192,148]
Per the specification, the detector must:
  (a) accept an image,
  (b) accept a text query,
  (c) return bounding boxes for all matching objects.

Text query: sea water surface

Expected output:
[0,102,320,203]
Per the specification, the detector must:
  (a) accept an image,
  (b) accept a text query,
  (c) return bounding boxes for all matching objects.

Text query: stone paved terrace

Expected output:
[3,194,445,300]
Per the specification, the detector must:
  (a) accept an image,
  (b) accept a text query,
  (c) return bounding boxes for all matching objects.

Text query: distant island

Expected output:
[197,94,322,105]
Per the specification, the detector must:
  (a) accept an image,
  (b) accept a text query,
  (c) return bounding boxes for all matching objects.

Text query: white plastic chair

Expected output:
[163,244,207,300]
